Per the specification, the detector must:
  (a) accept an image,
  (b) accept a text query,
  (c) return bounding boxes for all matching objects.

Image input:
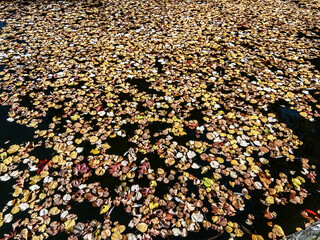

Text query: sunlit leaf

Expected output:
[272,224,285,237]
[136,223,148,233]
[64,219,76,233]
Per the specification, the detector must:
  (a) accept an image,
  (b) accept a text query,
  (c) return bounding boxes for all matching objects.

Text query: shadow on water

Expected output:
[29,142,56,160]
[0,178,15,237]
[69,200,104,223]
[257,100,320,236]
[46,232,69,240]
[0,106,35,148]
[127,77,165,96]
[275,103,320,162]
[0,22,7,30]
[104,135,134,156]
[110,203,133,227]
[308,57,320,71]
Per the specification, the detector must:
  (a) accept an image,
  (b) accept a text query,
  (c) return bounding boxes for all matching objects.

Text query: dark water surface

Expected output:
[0,22,7,30]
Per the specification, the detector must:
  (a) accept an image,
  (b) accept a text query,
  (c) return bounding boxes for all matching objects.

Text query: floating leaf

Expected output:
[89,136,99,143]
[191,212,204,222]
[111,232,122,240]
[149,202,159,210]
[64,219,76,233]
[202,177,214,188]
[90,148,100,155]
[0,152,7,160]
[252,234,264,240]
[70,114,80,121]
[136,223,148,233]
[292,177,302,188]
[266,196,274,205]
[7,145,19,154]
[299,112,308,118]
[11,205,20,214]
[272,224,285,237]
[100,205,111,214]
[49,207,60,215]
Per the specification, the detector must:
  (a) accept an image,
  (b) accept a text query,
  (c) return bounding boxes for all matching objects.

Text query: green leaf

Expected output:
[202,177,215,188]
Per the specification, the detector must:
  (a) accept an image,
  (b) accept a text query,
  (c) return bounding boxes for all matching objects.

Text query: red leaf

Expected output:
[138,160,150,176]
[141,187,152,197]
[305,209,318,217]
[73,163,89,175]
[16,176,25,187]
[186,122,198,129]
[96,105,103,112]
[36,159,52,175]
[108,162,121,174]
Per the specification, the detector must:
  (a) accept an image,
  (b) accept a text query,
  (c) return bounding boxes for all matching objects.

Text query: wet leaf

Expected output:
[100,205,111,214]
[64,219,76,233]
[202,177,215,188]
[252,234,264,240]
[272,224,285,237]
[149,202,159,210]
[136,223,148,233]
[7,145,19,154]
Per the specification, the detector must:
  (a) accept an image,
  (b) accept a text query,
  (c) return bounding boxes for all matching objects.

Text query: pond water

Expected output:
[0,1,320,239]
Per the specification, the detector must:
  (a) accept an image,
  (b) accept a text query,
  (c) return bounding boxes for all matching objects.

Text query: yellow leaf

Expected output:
[39,193,47,200]
[252,234,264,240]
[38,224,46,232]
[11,206,20,214]
[111,232,122,240]
[150,181,157,187]
[212,216,219,223]
[70,151,77,159]
[12,187,23,197]
[70,114,80,121]
[101,229,111,239]
[29,122,38,128]
[202,177,214,188]
[267,135,276,141]
[136,223,148,233]
[0,163,8,172]
[292,177,302,188]
[272,224,285,237]
[235,229,244,237]
[275,184,283,193]
[64,219,76,233]
[89,136,98,143]
[52,155,62,163]
[217,157,224,163]
[149,202,159,210]
[0,152,7,160]
[90,148,100,155]
[100,205,110,214]
[251,165,260,173]
[52,116,61,122]
[266,196,274,204]
[117,225,126,233]
[286,92,294,99]
[7,145,19,154]
[299,112,308,118]
[75,138,82,144]
[226,225,233,233]
[49,207,60,215]
[251,130,260,136]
